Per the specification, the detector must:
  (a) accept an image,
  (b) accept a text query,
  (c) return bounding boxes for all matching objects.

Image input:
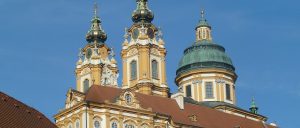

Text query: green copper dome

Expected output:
[176,40,235,75]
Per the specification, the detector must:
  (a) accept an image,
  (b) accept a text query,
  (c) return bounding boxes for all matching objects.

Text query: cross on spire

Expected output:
[94,2,98,18]
[201,10,205,19]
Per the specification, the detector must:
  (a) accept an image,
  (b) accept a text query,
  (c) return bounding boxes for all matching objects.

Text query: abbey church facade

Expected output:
[54,0,277,128]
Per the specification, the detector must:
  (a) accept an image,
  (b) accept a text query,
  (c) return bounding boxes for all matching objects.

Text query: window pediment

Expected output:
[150,48,160,56]
[81,68,91,75]
[116,91,142,109]
[127,48,138,57]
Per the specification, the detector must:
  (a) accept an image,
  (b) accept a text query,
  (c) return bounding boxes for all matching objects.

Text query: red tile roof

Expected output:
[85,85,277,128]
[0,92,57,128]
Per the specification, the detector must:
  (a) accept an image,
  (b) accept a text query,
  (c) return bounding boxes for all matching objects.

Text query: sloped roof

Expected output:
[0,92,57,128]
[85,85,276,128]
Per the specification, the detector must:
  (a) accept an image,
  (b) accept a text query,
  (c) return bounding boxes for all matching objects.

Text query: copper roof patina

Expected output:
[176,40,235,76]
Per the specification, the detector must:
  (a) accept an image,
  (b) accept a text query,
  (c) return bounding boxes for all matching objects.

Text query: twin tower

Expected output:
[75,0,237,105]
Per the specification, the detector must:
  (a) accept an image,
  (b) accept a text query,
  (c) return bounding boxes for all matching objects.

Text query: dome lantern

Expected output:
[195,10,213,42]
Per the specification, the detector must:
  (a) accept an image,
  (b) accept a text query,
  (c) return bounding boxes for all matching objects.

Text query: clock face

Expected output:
[147,28,154,39]
[86,48,92,59]
[132,28,139,39]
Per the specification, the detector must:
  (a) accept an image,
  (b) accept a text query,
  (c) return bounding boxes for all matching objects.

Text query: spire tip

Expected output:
[201,10,205,19]
[94,2,98,18]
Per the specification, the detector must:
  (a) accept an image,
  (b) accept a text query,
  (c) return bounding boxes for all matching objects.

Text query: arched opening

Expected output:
[151,60,158,79]
[130,60,137,80]
[111,121,118,128]
[226,84,231,100]
[75,119,80,128]
[93,117,101,128]
[83,79,90,93]
[205,82,214,99]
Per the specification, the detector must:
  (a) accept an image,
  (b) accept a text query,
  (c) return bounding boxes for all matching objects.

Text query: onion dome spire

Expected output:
[249,98,259,114]
[86,3,107,44]
[132,0,154,23]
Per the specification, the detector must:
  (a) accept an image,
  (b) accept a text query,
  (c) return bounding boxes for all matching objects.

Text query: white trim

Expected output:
[123,112,138,118]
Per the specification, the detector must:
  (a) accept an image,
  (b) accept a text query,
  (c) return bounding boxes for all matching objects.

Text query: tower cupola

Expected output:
[196,10,212,42]
[86,4,107,44]
[75,4,119,93]
[250,98,259,114]
[121,0,169,97]
[132,0,154,23]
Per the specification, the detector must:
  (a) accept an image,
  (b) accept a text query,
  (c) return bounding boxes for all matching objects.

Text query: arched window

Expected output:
[130,60,137,80]
[226,84,231,100]
[185,85,192,97]
[111,121,118,128]
[151,60,158,79]
[125,124,135,128]
[141,124,148,128]
[94,120,100,128]
[205,82,214,99]
[68,123,72,128]
[83,79,90,93]
[201,28,206,39]
[75,120,80,128]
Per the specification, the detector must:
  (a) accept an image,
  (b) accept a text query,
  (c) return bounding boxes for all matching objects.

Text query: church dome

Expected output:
[176,40,235,76]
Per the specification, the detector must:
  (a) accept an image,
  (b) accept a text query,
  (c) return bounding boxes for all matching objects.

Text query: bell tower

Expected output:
[75,4,119,93]
[121,0,169,97]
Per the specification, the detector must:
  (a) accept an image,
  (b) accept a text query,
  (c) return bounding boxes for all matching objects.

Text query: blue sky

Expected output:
[0,0,299,127]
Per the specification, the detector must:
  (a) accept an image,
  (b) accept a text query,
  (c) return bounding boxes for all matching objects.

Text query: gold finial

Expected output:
[201,10,205,19]
[94,2,98,17]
